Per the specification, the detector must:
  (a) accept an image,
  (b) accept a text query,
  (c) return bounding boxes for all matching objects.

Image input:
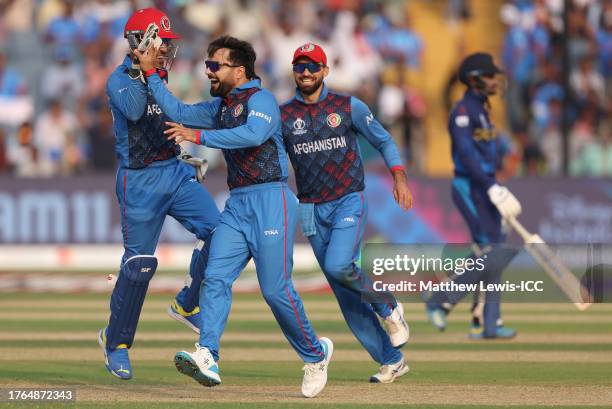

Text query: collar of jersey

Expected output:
[465,88,488,104]
[121,55,132,69]
[230,78,262,94]
[295,82,328,104]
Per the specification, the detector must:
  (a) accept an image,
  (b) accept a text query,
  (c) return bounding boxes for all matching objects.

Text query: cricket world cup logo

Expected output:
[293,117,307,135]
[326,113,341,128]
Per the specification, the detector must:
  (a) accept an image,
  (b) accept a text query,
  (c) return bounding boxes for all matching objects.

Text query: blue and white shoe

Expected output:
[383,303,410,347]
[174,343,221,387]
[98,328,132,380]
[167,300,201,334]
[370,357,410,383]
[469,325,517,340]
[302,337,333,398]
[426,305,448,332]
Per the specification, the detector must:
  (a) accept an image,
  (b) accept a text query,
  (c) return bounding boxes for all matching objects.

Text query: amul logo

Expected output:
[264,229,279,236]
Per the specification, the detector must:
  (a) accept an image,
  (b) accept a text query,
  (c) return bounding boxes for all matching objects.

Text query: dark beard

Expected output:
[210,81,233,97]
[298,77,324,96]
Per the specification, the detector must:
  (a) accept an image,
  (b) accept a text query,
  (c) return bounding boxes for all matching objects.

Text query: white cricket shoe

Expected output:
[383,303,410,347]
[174,343,221,387]
[369,357,410,383]
[301,337,333,398]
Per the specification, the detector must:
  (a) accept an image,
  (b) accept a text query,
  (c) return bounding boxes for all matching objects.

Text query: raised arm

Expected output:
[106,73,148,122]
[146,72,220,129]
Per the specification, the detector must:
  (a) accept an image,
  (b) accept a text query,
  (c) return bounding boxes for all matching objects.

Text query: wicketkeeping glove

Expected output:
[487,184,522,219]
[178,150,209,183]
[138,23,162,53]
[129,23,162,84]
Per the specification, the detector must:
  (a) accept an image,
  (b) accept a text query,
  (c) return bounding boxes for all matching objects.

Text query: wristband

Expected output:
[390,165,406,173]
[144,68,157,78]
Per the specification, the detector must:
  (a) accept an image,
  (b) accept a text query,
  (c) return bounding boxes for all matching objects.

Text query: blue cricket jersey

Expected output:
[281,84,403,203]
[449,89,499,189]
[107,55,179,168]
[147,74,289,189]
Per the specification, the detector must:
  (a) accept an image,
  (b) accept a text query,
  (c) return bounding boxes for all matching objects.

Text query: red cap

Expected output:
[292,43,327,65]
[124,8,180,40]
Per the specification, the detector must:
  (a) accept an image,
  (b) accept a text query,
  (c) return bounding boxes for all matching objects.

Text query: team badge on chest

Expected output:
[233,104,244,117]
[326,113,341,128]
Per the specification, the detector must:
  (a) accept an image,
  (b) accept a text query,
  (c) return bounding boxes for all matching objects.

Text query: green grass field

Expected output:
[0,292,611,408]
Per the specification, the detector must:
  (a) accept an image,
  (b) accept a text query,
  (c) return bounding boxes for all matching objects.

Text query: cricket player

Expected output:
[280,43,411,383]
[97,8,221,380]
[136,35,332,398]
[425,52,521,339]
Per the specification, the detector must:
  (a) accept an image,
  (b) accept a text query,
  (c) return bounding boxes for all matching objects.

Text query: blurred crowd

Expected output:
[501,0,611,176]
[0,0,430,177]
[0,0,609,178]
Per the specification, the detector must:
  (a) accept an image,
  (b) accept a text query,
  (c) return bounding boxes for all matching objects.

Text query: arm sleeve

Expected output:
[106,73,148,122]
[450,111,496,189]
[200,90,279,149]
[147,73,220,128]
[350,96,404,171]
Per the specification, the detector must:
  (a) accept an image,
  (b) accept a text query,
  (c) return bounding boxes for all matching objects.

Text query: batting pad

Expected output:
[481,245,519,280]
[176,240,210,312]
[106,255,158,350]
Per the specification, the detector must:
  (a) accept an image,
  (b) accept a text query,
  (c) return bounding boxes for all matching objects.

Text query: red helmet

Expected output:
[124,8,180,40]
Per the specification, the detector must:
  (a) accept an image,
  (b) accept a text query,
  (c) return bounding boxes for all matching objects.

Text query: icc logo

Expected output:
[292,117,307,135]
[326,113,341,128]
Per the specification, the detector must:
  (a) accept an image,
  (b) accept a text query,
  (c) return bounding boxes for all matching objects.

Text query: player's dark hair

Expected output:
[208,35,258,80]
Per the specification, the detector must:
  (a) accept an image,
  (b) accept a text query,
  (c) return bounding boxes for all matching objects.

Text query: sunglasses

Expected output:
[293,62,323,74]
[205,60,241,73]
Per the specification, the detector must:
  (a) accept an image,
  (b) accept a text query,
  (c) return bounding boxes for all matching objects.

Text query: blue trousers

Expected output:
[198,182,325,363]
[427,177,511,336]
[116,159,219,259]
[307,191,402,365]
[451,177,503,245]
[109,158,220,347]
